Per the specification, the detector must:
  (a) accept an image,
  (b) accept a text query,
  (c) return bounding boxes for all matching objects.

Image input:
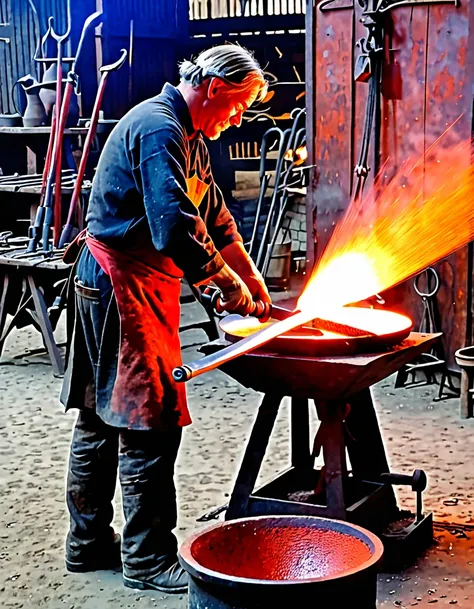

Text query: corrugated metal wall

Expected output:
[0,0,89,115]
[0,0,38,114]
[101,0,188,118]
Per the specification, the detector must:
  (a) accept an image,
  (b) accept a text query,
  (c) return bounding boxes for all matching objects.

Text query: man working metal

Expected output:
[61,44,270,594]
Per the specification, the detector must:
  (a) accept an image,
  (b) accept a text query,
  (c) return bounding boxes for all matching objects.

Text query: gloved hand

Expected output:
[220,242,272,307]
[208,263,255,316]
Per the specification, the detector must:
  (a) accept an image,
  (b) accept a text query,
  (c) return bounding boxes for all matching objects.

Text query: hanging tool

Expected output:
[59,49,128,248]
[261,127,307,277]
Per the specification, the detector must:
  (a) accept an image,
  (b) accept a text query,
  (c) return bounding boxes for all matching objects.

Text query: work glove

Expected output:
[220,242,272,307]
[208,263,255,316]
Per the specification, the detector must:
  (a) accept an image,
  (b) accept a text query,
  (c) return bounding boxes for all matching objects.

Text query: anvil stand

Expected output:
[200,332,440,570]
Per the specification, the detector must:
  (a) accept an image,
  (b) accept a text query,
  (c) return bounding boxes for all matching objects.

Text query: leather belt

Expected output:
[74,276,100,301]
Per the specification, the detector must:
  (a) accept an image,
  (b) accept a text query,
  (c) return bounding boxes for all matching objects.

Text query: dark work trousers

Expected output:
[66,250,183,577]
[66,411,182,576]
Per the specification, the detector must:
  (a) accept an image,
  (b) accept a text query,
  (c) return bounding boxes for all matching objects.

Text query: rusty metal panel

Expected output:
[424,2,473,365]
[311,6,354,258]
[307,1,474,366]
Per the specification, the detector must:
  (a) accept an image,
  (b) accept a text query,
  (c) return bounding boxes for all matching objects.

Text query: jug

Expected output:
[14,75,48,127]
[39,63,79,126]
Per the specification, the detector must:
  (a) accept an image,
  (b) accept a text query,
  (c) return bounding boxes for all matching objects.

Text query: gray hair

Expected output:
[179,44,267,101]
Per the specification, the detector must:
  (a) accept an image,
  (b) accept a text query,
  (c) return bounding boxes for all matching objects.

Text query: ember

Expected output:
[300,136,474,315]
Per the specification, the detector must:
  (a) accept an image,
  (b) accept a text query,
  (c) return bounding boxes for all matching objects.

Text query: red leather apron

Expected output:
[86,235,191,429]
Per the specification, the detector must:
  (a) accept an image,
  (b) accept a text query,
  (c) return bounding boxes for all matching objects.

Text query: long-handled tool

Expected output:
[26,13,70,253]
[26,97,57,252]
[51,10,71,249]
[50,10,103,249]
[59,49,128,248]
[172,307,320,382]
[255,128,291,270]
[26,10,102,254]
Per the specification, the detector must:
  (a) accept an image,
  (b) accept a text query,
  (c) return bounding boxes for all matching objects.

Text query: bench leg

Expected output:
[27,275,64,377]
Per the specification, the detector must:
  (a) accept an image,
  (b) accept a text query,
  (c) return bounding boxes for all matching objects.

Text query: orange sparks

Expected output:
[299,138,474,315]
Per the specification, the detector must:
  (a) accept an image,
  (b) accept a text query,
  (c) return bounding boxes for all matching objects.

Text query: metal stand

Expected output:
[223,388,432,569]
[199,333,439,568]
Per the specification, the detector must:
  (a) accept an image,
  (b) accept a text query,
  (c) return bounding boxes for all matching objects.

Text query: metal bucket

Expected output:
[265,238,291,291]
[179,515,383,609]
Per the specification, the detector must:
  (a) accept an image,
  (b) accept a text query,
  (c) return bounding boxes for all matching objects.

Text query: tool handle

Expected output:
[202,286,271,321]
[380,470,427,492]
[41,207,54,251]
[27,206,45,252]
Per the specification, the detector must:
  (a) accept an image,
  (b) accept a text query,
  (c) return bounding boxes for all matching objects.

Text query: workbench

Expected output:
[0,249,69,377]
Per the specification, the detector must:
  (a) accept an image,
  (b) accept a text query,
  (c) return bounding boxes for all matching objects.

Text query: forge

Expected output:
[188,306,440,570]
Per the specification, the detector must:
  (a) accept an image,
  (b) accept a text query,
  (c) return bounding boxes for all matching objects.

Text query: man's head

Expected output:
[178,44,268,140]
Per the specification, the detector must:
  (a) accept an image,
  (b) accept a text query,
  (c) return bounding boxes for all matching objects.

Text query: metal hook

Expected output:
[414,267,440,299]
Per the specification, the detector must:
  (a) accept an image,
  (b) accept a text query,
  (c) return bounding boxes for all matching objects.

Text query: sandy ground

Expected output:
[0,297,473,609]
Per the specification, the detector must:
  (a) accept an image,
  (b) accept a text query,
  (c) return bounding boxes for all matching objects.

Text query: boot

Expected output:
[66,532,122,573]
[123,557,188,593]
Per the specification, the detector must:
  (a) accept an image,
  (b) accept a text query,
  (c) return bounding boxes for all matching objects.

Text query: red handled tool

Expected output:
[27,10,103,253]
[59,49,128,248]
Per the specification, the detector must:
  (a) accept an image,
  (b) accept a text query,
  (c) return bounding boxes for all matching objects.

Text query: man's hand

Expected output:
[220,242,272,306]
[207,263,255,316]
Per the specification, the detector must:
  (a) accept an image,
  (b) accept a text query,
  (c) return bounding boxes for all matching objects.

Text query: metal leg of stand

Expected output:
[27,275,64,378]
[345,388,391,477]
[460,369,474,419]
[291,398,312,469]
[315,401,347,520]
[0,273,10,355]
[226,393,283,520]
[345,388,397,508]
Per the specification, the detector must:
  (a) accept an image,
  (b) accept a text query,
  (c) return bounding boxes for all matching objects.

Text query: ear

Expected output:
[207,77,227,99]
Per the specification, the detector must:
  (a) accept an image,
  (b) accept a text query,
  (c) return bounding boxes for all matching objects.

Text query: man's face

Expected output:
[200,79,260,141]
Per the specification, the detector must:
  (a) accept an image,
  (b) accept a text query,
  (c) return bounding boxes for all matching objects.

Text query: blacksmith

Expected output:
[61,44,270,594]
